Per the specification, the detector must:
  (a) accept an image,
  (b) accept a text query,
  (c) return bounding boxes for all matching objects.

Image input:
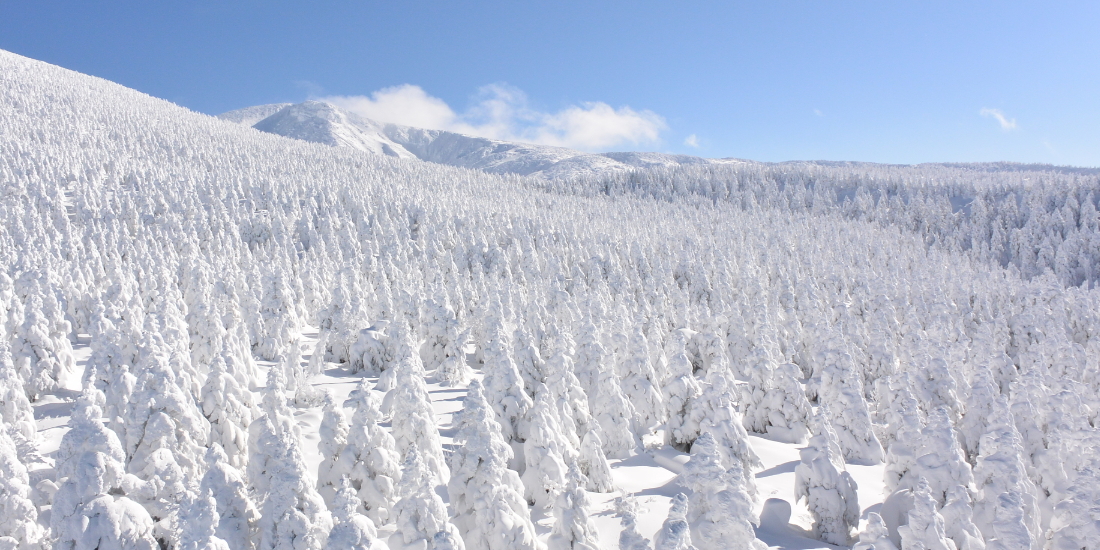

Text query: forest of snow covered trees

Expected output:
[3,48,1100,550]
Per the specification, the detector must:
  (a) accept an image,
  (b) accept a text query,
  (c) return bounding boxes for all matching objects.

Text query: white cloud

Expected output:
[322,83,666,152]
[980,107,1017,131]
[813,109,824,117]
[684,134,700,148]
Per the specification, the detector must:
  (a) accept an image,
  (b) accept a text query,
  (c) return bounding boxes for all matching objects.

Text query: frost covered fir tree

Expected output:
[447,380,541,550]
[684,368,762,495]
[742,356,812,443]
[388,342,450,484]
[390,449,466,550]
[255,270,302,361]
[794,422,860,546]
[619,511,652,550]
[679,433,766,550]
[52,451,159,550]
[817,358,884,464]
[523,386,571,509]
[424,289,470,387]
[653,493,697,550]
[325,477,380,550]
[336,379,401,524]
[0,427,43,548]
[200,445,258,550]
[664,331,702,450]
[911,407,973,505]
[898,477,957,550]
[481,318,534,449]
[852,513,898,550]
[316,391,350,507]
[124,337,208,480]
[547,463,601,550]
[543,326,594,452]
[587,358,637,458]
[201,352,256,470]
[971,396,1040,550]
[10,292,76,400]
[436,327,471,387]
[177,491,231,550]
[578,429,614,493]
[940,485,986,550]
[619,327,664,437]
[248,370,333,550]
[184,270,229,375]
[0,342,38,457]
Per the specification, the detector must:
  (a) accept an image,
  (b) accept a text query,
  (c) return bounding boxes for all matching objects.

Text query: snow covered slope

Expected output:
[221,101,744,178]
[6,47,1100,550]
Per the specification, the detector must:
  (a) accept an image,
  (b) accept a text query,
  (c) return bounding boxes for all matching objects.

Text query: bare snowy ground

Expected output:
[35,330,885,549]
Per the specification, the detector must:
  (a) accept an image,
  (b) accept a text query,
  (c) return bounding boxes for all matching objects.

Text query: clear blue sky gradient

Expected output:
[2,1,1098,166]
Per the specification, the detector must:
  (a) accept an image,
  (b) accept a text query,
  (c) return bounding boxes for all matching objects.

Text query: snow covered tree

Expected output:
[543,328,594,452]
[619,511,652,550]
[388,345,449,484]
[679,432,766,550]
[817,359,884,464]
[664,331,701,450]
[52,451,159,550]
[912,407,973,505]
[200,444,258,550]
[547,463,601,550]
[436,327,471,387]
[743,361,812,444]
[348,322,390,377]
[201,352,256,470]
[316,391,350,507]
[619,327,664,436]
[578,429,614,493]
[10,293,76,400]
[971,396,1040,546]
[898,477,957,550]
[0,342,36,457]
[653,493,696,550]
[255,270,302,361]
[794,427,860,546]
[337,379,401,524]
[585,351,636,458]
[852,513,898,550]
[55,388,128,489]
[390,449,466,550]
[940,484,986,550]
[481,319,534,448]
[0,427,42,549]
[325,477,380,550]
[249,370,333,550]
[177,490,232,550]
[685,368,762,495]
[523,385,571,509]
[124,337,208,480]
[447,380,541,550]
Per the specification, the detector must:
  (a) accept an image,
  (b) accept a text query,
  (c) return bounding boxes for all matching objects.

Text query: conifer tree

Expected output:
[447,380,541,550]
[325,477,380,550]
[200,444,258,550]
[337,379,401,524]
[795,424,860,546]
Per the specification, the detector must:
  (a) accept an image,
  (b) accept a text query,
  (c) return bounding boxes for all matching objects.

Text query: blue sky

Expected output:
[2,1,1098,166]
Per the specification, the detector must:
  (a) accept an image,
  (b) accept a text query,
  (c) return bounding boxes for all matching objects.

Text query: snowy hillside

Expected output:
[220,101,743,179]
[4,46,1100,550]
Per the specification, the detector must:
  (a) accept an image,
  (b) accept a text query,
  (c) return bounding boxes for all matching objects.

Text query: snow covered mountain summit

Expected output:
[220,100,742,179]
